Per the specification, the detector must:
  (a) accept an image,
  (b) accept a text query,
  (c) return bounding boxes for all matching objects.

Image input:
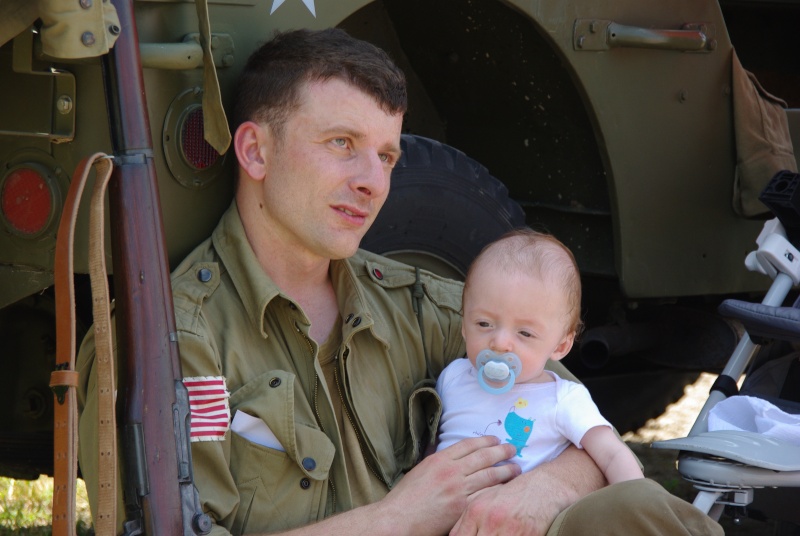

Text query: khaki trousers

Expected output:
[548,479,723,536]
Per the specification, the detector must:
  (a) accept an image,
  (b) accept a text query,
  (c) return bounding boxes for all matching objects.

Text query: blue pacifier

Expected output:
[476,349,523,395]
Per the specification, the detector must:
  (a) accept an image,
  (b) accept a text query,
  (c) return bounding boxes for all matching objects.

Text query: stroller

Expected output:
[653,170,800,531]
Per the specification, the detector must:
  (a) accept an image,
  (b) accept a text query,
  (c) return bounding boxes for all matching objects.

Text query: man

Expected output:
[78,28,722,535]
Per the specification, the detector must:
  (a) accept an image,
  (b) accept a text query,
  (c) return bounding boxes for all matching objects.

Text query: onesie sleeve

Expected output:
[555,380,612,448]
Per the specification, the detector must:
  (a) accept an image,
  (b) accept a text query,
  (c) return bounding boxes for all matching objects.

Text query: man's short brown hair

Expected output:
[232,28,407,138]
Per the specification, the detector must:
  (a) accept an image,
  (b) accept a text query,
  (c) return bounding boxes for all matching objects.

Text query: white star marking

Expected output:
[270,0,316,17]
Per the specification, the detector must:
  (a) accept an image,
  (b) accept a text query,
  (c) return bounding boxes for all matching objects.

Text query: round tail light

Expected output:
[1,165,57,238]
[180,107,220,171]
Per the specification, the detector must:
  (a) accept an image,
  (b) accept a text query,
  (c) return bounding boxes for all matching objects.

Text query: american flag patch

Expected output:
[183,376,231,442]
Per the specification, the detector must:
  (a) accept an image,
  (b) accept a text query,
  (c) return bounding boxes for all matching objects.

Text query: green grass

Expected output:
[0,476,92,535]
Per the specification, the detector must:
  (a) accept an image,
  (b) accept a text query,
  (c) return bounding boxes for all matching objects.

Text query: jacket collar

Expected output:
[211,202,384,343]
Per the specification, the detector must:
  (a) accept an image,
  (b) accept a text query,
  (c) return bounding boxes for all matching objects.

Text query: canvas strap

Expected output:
[51,153,116,535]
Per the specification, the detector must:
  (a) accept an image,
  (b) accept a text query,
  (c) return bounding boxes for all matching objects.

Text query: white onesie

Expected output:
[435,358,610,472]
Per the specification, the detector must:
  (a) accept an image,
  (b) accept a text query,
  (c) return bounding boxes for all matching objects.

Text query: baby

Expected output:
[436,229,643,484]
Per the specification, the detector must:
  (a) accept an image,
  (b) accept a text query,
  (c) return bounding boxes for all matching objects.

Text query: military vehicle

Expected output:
[0,0,798,529]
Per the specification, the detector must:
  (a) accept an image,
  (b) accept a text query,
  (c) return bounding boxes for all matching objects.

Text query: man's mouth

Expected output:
[335,206,368,218]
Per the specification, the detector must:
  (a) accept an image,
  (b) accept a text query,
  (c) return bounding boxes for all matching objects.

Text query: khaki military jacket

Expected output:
[176,203,470,535]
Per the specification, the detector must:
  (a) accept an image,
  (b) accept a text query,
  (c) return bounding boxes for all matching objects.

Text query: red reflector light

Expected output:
[181,107,220,170]
[1,167,53,236]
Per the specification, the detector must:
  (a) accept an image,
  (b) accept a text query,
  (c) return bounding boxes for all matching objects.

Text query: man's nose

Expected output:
[353,152,390,198]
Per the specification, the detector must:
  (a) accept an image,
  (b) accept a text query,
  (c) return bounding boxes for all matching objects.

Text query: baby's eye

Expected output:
[519,331,532,338]
[477,321,491,328]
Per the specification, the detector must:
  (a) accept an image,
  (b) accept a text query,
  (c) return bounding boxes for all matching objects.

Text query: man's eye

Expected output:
[333,138,347,147]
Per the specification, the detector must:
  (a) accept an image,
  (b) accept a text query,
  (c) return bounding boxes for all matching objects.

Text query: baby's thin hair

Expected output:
[464,229,583,335]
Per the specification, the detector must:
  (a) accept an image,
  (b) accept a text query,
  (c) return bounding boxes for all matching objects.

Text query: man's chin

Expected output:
[325,241,361,261]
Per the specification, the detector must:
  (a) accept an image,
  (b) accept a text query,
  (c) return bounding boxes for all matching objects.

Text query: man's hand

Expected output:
[451,445,605,536]
[377,436,520,536]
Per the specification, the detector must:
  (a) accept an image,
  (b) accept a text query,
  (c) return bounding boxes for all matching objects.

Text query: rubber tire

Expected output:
[361,135,526,277]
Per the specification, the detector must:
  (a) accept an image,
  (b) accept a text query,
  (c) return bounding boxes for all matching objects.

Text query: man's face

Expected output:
[256,78,403,263]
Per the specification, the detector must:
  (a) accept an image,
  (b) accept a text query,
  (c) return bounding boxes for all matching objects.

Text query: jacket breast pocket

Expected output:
[228,370,335,534]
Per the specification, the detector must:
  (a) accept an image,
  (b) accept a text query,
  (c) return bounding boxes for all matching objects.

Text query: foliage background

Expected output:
[0,476,91,535]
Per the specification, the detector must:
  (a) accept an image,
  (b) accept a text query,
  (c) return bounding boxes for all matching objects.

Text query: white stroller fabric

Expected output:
[709,395,800,445]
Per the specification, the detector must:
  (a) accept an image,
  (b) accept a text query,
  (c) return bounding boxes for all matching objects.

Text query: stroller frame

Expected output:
[652,217,800,523]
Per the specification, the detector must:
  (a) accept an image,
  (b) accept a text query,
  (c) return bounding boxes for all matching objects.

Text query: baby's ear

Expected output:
[550,331,575,362]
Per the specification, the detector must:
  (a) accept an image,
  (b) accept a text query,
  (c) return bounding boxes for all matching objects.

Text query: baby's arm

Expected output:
[580,425,644,484]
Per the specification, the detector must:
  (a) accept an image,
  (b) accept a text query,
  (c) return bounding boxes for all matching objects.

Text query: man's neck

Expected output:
[237,193,342,342]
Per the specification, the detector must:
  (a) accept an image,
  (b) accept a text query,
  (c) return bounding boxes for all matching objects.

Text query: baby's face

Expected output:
[462,267,574,384]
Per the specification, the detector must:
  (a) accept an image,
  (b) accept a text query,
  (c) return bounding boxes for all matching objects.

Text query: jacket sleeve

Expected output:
[177,328,238,536]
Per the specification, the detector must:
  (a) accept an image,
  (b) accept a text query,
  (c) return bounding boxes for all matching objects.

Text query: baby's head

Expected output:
[462,229,582,383]
[465,229,582,335]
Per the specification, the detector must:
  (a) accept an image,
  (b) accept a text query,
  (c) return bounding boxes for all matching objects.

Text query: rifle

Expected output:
[102,0,210,533]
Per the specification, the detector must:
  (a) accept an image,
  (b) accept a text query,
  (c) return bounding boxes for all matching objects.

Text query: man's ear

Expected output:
[234,121,270,181]
[550,331,575,362]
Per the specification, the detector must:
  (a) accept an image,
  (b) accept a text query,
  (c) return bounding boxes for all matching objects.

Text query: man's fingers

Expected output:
[466,458,521,492]
[441,435,502,459]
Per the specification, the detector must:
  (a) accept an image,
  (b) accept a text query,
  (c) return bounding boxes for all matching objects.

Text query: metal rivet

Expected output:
[81,32,96,47]
[269,377,281,388]
[300,478,311,489]
[109,24,120,36]
[56,96,73,115]
[79,0,93,9]
[345,313,354,324]
[302,457,316,471]
[352,317,362,327]
[373,268,383,280]
[197,268,212,282]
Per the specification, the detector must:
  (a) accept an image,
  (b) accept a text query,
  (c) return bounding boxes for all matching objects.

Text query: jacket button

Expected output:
[269,377,281,388]
[345,313,354,324]
[352,317,362,327]
[302,457,316,471]
[300,478,311,490]
[81,31,96,47]
[197,268,212,282]
[373,268,383,280]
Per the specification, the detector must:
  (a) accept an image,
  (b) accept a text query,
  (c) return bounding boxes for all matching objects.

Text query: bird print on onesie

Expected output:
[495,398,534,457]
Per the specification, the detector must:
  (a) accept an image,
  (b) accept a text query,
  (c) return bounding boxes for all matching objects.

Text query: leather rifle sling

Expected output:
[51,153,116,535]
